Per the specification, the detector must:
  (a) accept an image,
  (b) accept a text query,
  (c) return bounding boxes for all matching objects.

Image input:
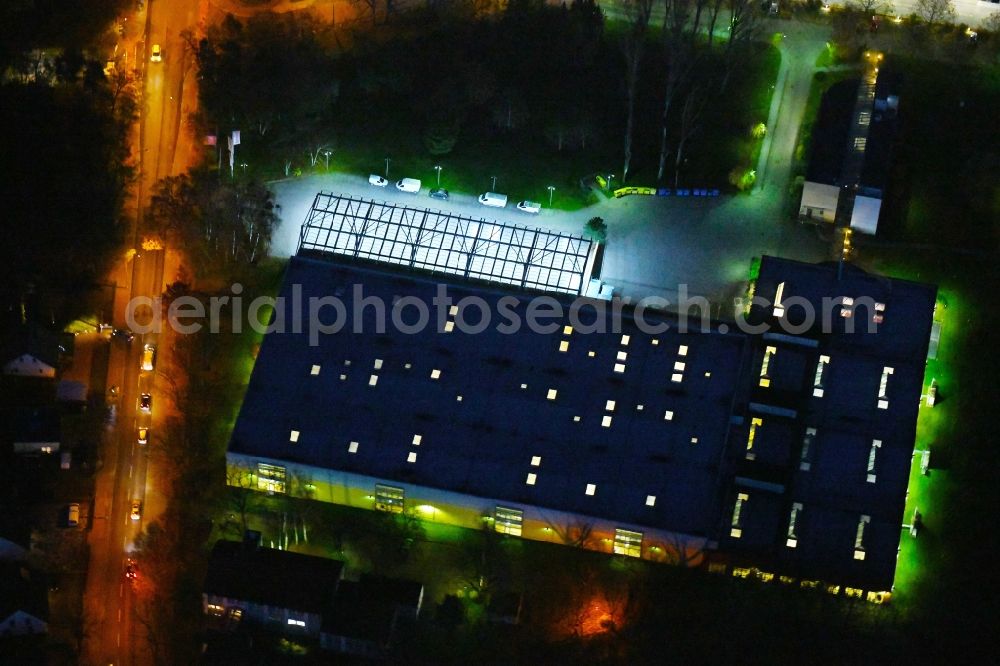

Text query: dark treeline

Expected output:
[0,0,132,71]
[0,67,134,327]
[194,0,773,190]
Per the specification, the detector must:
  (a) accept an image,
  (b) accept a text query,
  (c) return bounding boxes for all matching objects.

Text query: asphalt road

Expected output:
[84,247,164,666]
[83,0,198,662]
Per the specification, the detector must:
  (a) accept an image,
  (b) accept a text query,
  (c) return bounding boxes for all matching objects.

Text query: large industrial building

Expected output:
[228,194,936,596]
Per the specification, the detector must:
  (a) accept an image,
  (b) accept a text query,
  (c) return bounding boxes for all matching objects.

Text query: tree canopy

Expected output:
[0,78,131,324]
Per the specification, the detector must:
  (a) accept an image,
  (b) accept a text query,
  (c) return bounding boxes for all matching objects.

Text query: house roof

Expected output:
[322,575,422,641]
[0,326,64,371]
[800,181,840,212]
[203,541,343,614]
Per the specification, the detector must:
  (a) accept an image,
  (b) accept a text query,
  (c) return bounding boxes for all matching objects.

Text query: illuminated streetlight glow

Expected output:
[434,165,442,186]
[547,185,555,207]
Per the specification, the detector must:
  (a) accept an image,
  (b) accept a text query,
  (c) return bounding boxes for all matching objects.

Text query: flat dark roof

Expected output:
[204,540,343,614]
[728,257,936,588]
[230,254,936,590]
[231,255,747,538]
[805,78,857,186]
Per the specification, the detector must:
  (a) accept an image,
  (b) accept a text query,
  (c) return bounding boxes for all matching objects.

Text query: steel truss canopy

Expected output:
[298,192,595,295]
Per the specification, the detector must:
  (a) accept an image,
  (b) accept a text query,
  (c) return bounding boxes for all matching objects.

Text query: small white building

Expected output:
[798,182,840,224]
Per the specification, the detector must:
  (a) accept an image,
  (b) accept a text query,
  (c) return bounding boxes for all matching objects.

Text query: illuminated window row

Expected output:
[759,346,776,388]
[813,355,830,397]
[800,427,816,471]
[730,492,749,538]
[786,502,802,548]
[877,366,894,409]
[746,417,762,460]
[613,528,642,557]
[374,484,405,513]
[854,515,870,560]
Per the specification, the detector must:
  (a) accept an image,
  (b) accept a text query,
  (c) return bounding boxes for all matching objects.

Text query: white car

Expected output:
[150,44,162,63]
[138,427,149,446]
[517,200,541,214]
[395,178,421,193]
[479,192,508,208]
[130,500,142,521]
[369,174,388,187]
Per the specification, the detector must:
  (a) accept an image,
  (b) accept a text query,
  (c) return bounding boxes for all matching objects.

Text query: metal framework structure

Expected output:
[298,192,594,295]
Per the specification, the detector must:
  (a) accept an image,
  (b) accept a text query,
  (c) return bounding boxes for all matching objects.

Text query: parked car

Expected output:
[112,328,134,344]
[478,192,508,208]
[395,178,421,193]
[130,500,142,521]
[150,44,162,62]
[368,174,388,187]
[139,393,152,413]
[141,344,155,372]
[66,503,80,527]
[138,427,149,446]
[429,188,450,201]
[516,200,541,214]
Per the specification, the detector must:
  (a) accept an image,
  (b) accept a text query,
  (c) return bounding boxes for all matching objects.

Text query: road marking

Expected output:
[118,608,122,622]
[117,631,121,647]
[120,583,124,598]
[129,464,133,478]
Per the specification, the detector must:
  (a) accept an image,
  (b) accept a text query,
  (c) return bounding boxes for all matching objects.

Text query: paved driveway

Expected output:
[270,174,828,310]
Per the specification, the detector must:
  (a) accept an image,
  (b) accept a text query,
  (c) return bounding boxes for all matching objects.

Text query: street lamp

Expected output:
[491,175,497,191]
[434,165,442,186]
[547,185,556,207]
[607,174,616,192]
[322,149,332,171]
[384,157,391,178]
[240,162,248,174]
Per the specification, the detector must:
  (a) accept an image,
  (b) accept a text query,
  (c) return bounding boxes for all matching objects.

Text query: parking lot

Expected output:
[270,173,829,311]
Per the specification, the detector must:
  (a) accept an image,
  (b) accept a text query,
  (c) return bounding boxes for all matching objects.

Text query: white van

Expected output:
[67,503,80,527]
[479,192,508,208]
[395,178,421,193]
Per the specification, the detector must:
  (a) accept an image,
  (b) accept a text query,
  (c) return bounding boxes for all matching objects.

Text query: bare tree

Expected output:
[656,0,707,182]
[850,0,894,15]
[719,0,763,93]
[351,0,380,26]
[915,0,955,24]
[987,10,1000,33]
[621,0,655,183]
[545,517,595,548]
[225,461,259,537]
[672,83,709,188]
[306,143,333,168]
